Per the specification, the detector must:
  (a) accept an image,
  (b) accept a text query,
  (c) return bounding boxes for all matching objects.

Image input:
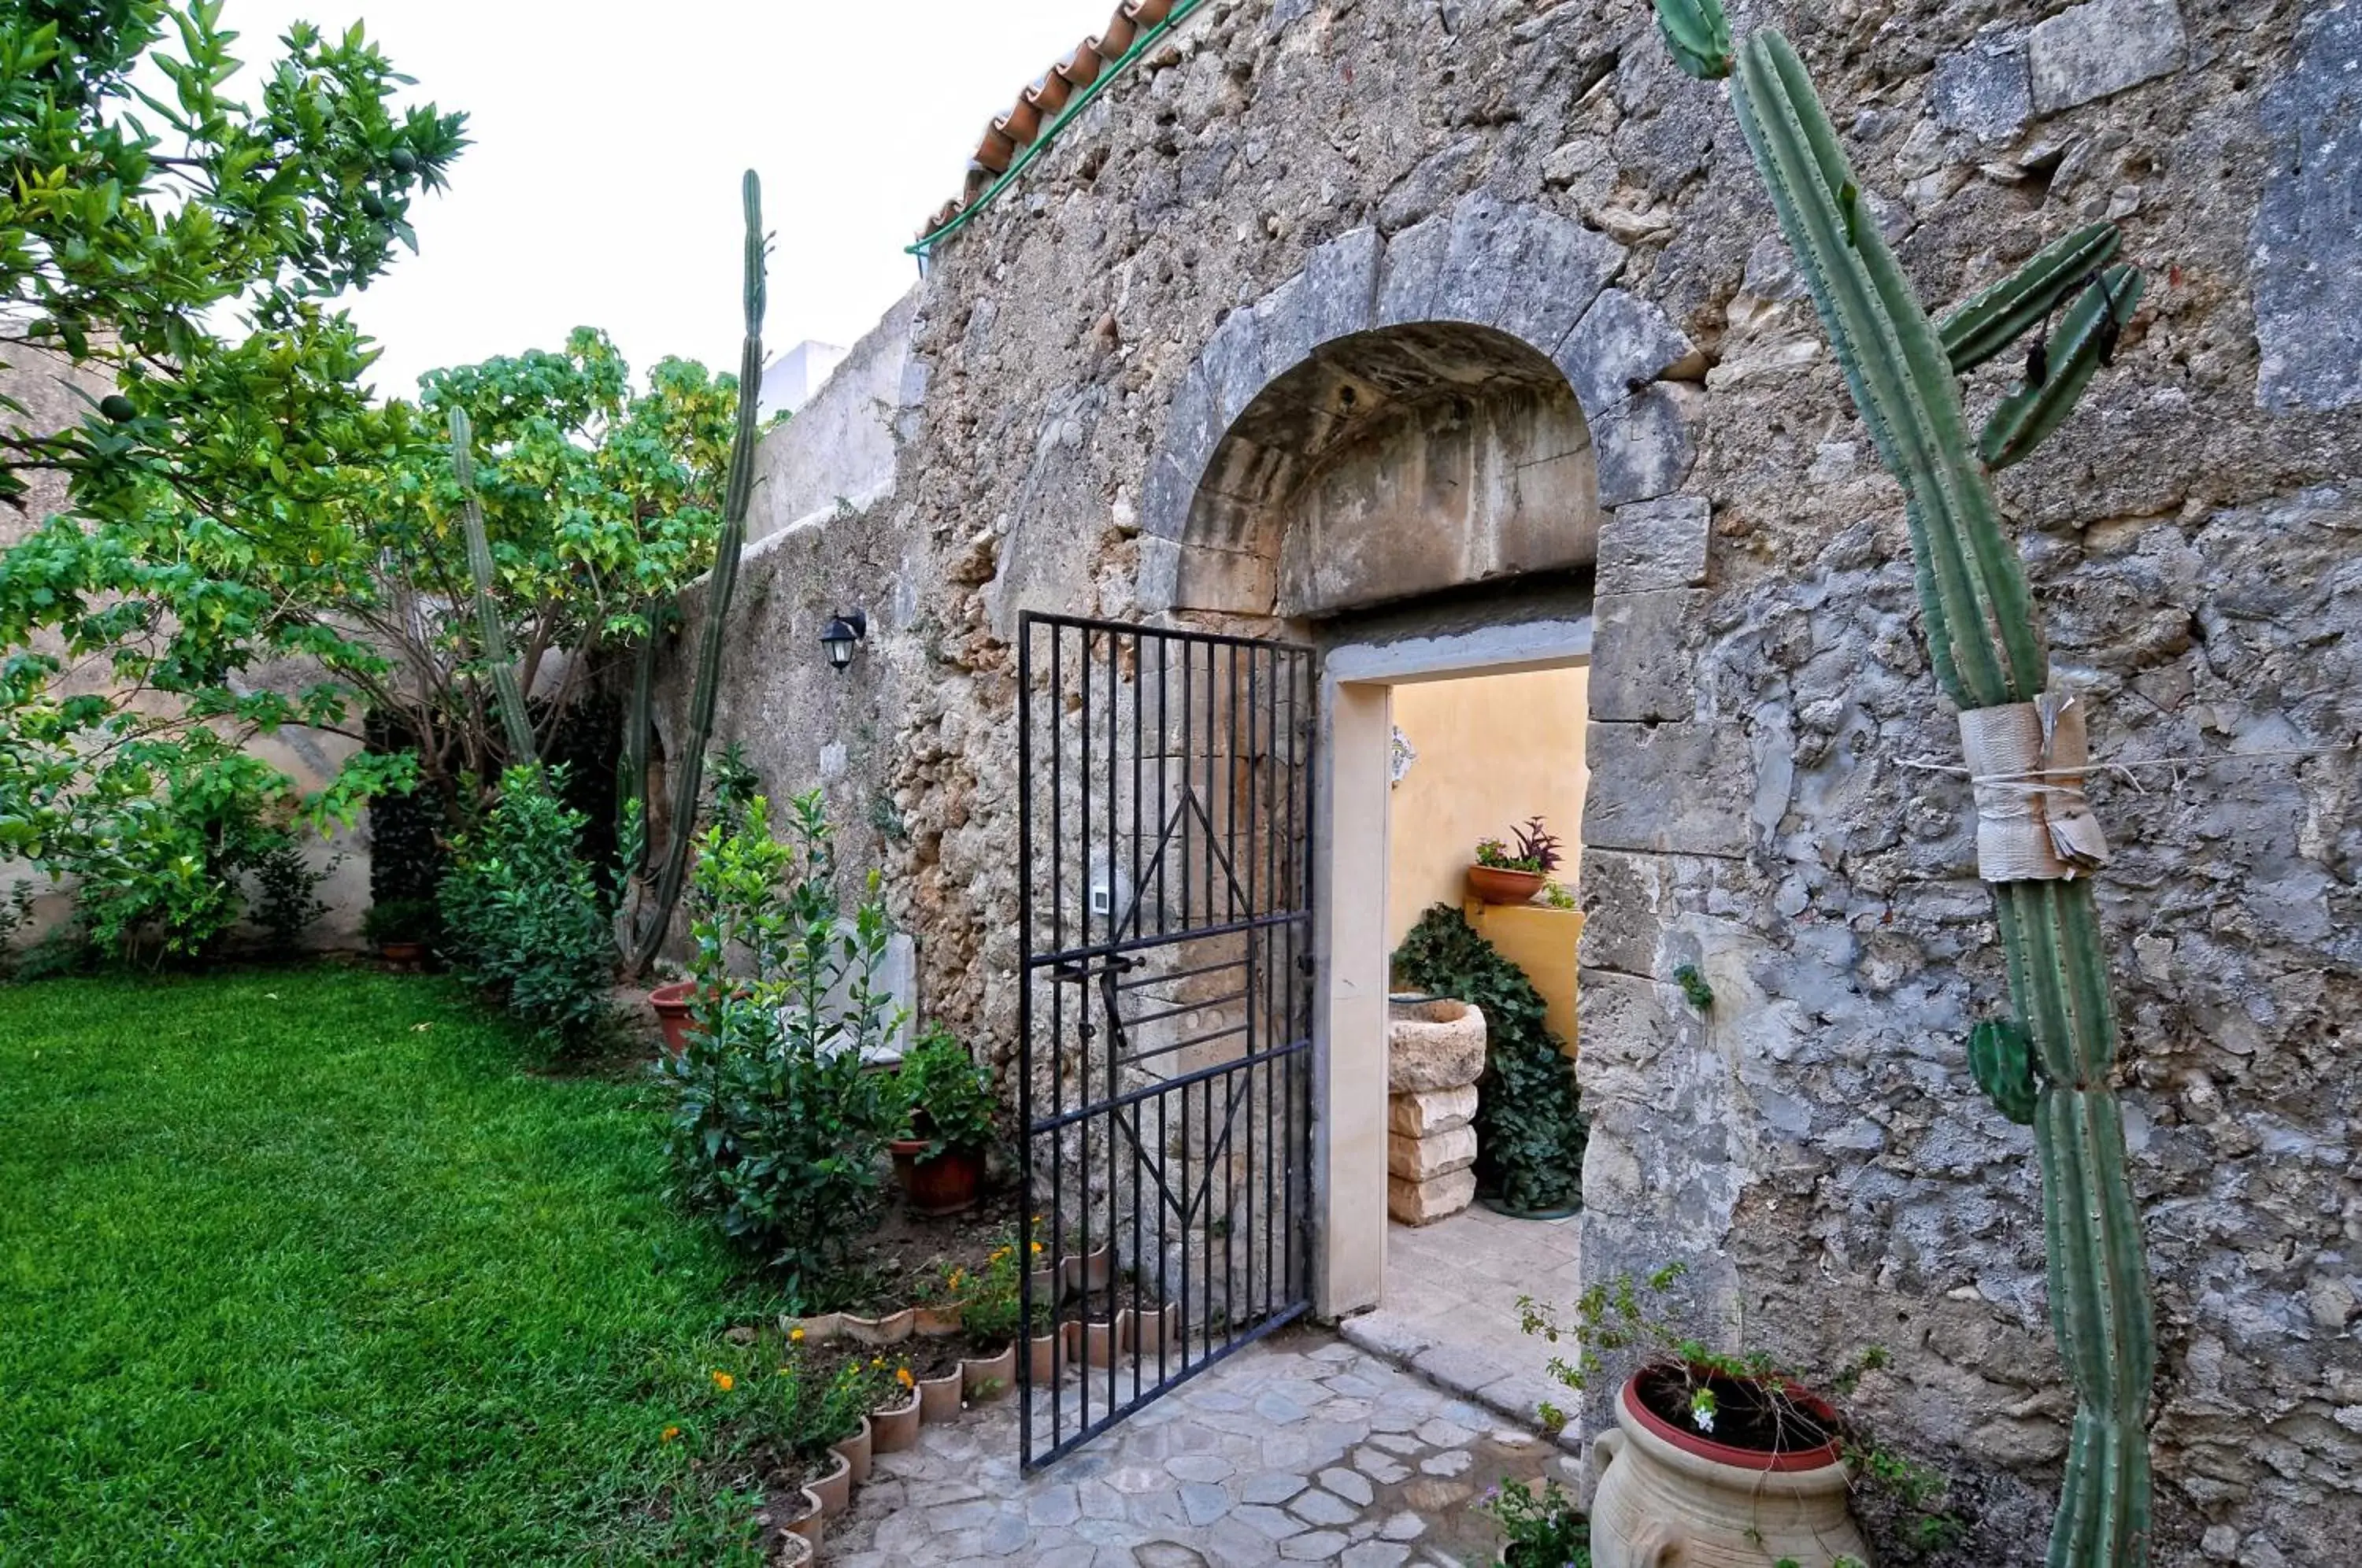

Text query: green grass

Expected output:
[0,967,779,1564]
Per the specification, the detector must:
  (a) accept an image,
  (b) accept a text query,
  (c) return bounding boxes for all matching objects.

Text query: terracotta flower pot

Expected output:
[1124,0,1176,26]
[1080,1316,1121,1368]
[1588,1368,1868,1568]
[1466,864,1547,905]
[1124,1302,1179,1358]
[785,1311,842,1344]
[870,1387,922,1453]
[379,941,426,968]
[1062,1243,1115,1298]
[914,1302,964,1337]
[776,1526,816,1566]
[842,1307,915,1346]
[1027,1329,1067,1385]
[962,1342,1017,1401]
[917,1366,965,1423]
[809,1445,857,1514]
[780,1487,826,1551]
[649,979,697,1054]
[890,1142,987,1217]
[1028,1265,1060,1304]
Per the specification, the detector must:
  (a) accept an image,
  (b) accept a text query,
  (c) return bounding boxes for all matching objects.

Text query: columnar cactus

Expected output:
[453,170,769,974]
[1649,6,2155,1563]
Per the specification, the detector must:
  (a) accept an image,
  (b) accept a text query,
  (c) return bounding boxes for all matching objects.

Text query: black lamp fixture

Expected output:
[820,609,868,672]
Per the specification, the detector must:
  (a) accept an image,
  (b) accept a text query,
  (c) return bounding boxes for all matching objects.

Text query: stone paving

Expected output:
[1336,1207,1583,1440]
[823,1329,1581,1566]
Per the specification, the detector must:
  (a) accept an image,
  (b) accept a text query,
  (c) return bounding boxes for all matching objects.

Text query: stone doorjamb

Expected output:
[1312,617,1594,1318]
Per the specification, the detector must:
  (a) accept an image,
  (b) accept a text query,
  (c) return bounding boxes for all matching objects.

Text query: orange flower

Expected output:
[711,1370,735,1392]
[895,1366,915,1389]
[1031,1241,1042,1256]
[661,1425,681,1443]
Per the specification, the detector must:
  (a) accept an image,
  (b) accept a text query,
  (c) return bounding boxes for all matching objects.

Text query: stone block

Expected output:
[2254,2,2362,413]
[1589,590,1705,723]
[1386,998,1487,1092]
[1553,289,1697,423]
[1387,1167,1477,1226]
[1387,1123,1476,1181]
[1372,214,1449,329]
[1253,272,1316,383]
[1304,228,1383,348]
[1583,720,1754,858]
[1597,496,1710,591]
[1201,305,1271,431]
[1389,1083,1478,1137]
[1591,383,1702,506]
[2027,0,2185,113]
[1576,849,1674,977]
[1931,32,2032,143]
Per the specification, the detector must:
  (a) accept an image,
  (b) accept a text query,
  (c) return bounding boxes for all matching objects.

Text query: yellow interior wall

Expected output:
[1462,902,1585,1059]
[1384,665,1590,952]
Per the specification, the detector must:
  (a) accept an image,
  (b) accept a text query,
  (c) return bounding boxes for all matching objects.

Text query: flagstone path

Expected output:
[822,1331,1582,1567]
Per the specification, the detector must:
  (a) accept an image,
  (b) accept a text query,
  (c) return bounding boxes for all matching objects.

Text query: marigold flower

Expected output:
[896,1366,915,1389]
[1031,1241,1043,1255]
[711,1370,735,1392]
[661,1425,681,1443]
[789,1327,805,1343]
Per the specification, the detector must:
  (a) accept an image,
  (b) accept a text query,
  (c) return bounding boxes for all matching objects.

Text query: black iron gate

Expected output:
[1016,612,1316,1469]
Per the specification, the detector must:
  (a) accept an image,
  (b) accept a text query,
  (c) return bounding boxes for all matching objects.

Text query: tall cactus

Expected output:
[450,172,769,975]
[1648,6,2154,1563]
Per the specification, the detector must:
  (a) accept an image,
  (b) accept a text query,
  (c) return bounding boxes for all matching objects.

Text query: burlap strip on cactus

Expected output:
[1956,692,2112,882]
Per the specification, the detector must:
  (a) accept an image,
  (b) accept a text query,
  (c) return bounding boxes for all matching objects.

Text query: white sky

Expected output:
[224,1,1116,398]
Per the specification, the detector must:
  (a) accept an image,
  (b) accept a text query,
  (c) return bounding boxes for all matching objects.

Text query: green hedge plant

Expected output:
[1392,904,1587,1214]
[437,764,614,1048]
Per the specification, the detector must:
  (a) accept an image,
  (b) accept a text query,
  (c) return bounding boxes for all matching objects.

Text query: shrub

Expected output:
[1393,903,1586,1214]
[361,897,439,947]
[1477,1476,1589,1567]
[894,1022,998,1159]
[657,791,905,1304]
[438,764,614,1048]
[50,738,329,965]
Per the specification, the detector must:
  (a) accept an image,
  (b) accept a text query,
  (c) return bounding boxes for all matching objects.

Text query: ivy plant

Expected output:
[1391,903,1587,1214]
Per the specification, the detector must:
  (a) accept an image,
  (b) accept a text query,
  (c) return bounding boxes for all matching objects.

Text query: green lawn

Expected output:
[0,967,776,1564]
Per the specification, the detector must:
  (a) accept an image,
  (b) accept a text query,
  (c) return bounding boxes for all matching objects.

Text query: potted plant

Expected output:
[1519,1265,1917,1567]
[361,897,436,967]
[888,1024,997,1215]
[1466,817,1562,905]
[648,978,697,1054]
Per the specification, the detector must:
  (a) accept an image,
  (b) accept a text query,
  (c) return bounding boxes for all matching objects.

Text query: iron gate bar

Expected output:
[1016,611,1316,1472]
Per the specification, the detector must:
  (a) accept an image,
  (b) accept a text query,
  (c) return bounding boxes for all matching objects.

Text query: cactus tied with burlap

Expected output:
[1649,2,2156,1562]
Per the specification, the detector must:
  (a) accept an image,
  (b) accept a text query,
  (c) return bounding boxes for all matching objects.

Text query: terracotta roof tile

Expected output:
[913,0,1205,251]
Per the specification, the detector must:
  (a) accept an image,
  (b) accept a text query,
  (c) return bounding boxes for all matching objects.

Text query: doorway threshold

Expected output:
[1337,1206,1585,1452]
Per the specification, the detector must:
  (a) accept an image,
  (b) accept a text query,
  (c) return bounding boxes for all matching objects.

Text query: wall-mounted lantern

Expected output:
[820,610,868,672]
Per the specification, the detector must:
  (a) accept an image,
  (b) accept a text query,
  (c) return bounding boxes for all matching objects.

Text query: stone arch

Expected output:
[1137,191,1712,619]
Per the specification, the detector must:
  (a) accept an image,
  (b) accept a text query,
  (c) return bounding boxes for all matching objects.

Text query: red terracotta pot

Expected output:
[962,1342,1016,1401]
[649,980,697,1055]
[1465,864,1546,905]
[379,941,426,968]
[1621,1363,1845,1471]
[890,1141,987,1216]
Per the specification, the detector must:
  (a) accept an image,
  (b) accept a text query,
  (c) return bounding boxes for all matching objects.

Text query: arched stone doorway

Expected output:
[1134,192,1718,1325]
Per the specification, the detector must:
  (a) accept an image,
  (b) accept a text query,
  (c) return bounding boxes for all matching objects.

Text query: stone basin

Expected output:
[1387,997,1487,1093]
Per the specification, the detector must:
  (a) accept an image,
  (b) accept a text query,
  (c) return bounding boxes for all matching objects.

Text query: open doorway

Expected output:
[1315,619,1592,1429]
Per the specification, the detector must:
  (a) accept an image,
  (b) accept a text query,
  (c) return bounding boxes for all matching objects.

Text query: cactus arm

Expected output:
[1654,0,1733,80]
[1980,265,2146,469]
[1940,224,2123,375]
[623,169,766,977]
[618,605,658,876]
[1969,1017,2038,1123]
[450,406,539,767]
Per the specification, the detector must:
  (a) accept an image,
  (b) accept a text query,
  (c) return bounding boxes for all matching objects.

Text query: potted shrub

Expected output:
[888,1024,997,1215]
[1466,817,1562,905]
[648,978,697,1054]
[361,897,437,967]
[1519,1265,1905,1568]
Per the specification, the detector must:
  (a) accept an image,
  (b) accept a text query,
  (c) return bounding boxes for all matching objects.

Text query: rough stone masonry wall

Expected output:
[660,1,2362,1560]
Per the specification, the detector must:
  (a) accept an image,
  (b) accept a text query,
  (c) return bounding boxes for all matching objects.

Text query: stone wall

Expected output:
[661,1,2361,1559]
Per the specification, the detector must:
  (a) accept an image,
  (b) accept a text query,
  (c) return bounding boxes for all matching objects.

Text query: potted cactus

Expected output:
[1642,2,2157,1562]
[1466,817,1562,905]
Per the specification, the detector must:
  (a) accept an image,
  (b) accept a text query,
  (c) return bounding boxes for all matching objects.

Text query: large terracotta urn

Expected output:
[1588,1368,1872,1568]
